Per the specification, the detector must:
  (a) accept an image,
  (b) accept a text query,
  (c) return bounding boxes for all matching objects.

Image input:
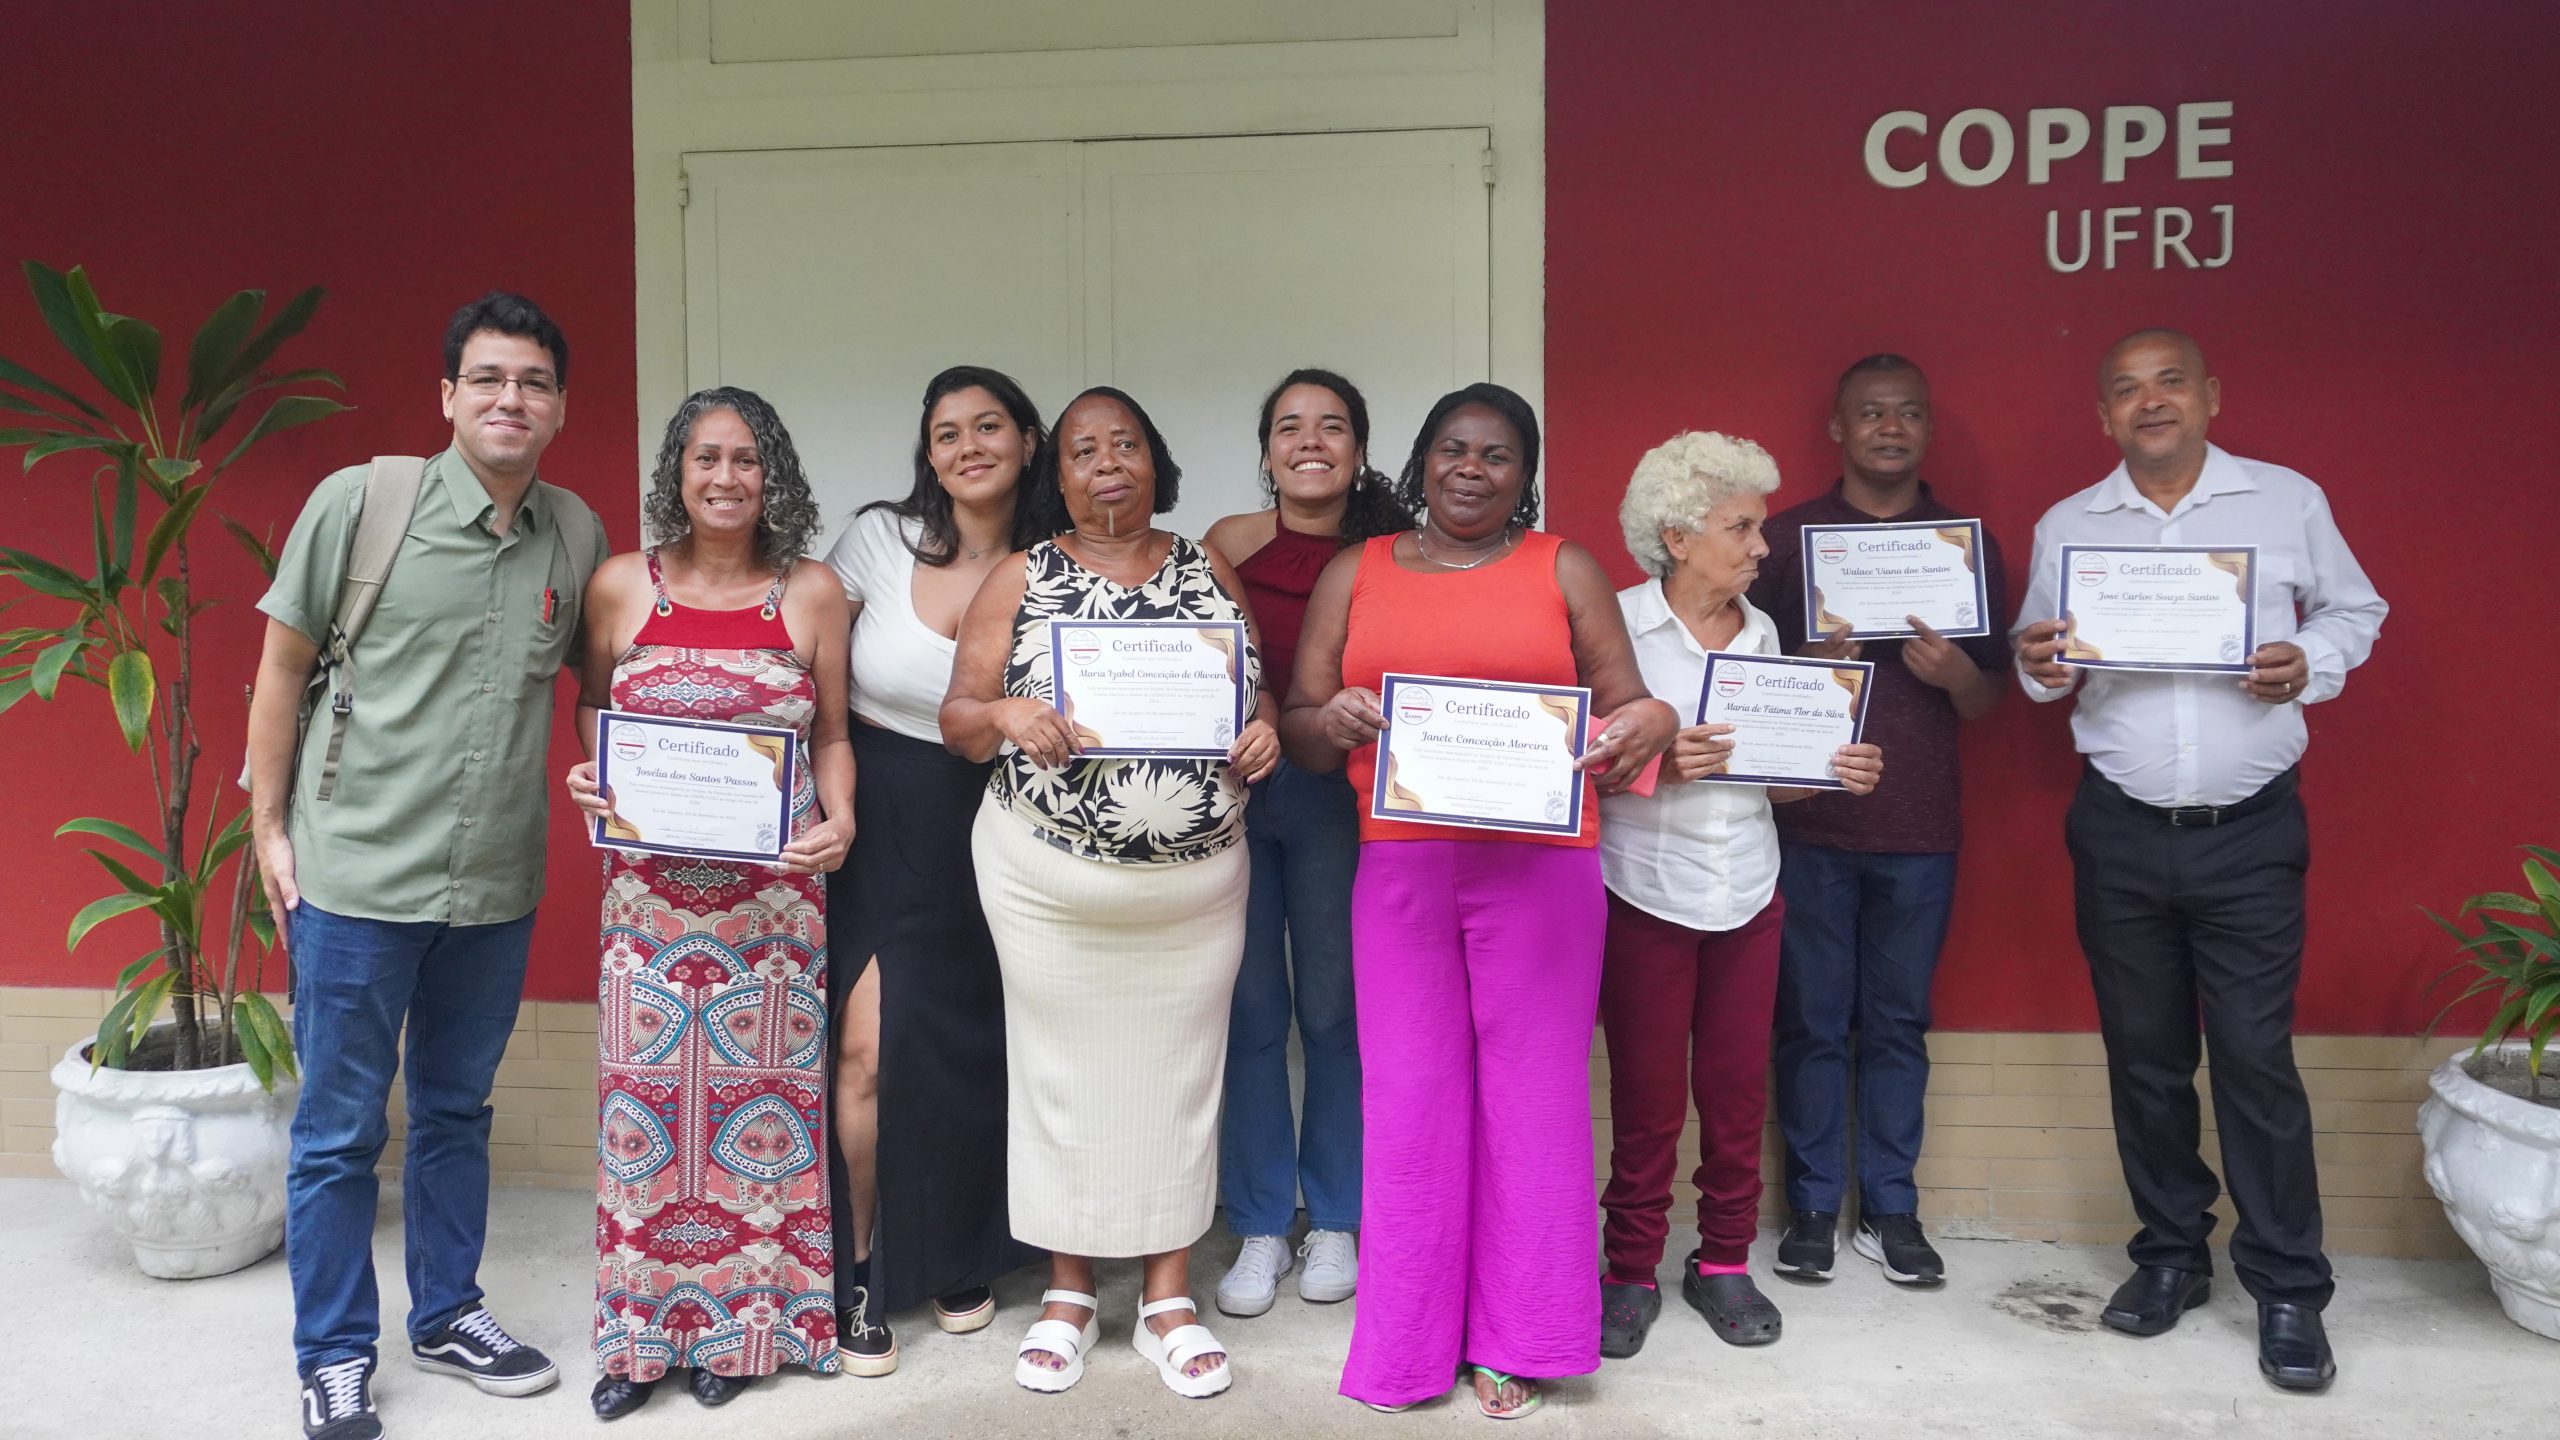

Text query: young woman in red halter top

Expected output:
[1197,370,1411,1322]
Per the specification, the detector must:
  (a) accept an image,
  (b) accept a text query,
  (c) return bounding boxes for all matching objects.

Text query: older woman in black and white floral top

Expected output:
[942,386,1278,1401]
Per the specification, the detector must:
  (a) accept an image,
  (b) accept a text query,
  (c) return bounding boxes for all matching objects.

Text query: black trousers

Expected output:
[2064,766,2333,1309]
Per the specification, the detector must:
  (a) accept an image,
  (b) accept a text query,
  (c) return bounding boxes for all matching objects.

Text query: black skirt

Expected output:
[826,721,1043,1310]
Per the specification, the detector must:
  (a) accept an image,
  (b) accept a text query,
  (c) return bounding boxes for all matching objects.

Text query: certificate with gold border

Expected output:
[1048,618,1248,759]
[1371,673,1590,837]
[1695,653,1874,790]
[2058,544,2257,674]
[1801,519,1990,640]
[590,710,797,862]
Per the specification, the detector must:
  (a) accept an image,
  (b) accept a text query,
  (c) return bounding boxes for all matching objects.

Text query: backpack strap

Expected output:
[312,455,427,800]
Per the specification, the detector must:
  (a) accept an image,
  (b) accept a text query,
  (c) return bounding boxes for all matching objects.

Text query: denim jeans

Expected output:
[1770,844,1957,1216]
[1220,758,1362,1236]
[285,902,535,1373]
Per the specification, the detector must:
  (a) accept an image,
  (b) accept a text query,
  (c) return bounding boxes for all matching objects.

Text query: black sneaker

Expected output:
[1854,1213,1946,1285]
[1774,1210,1838,1280]
[410,1306,560,1396]
[838,1283,899,1377]
[1598,1281,1662,1359]
[299,1357,382,1440]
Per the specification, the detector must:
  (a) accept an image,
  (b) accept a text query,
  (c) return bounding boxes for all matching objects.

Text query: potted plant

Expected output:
[0,263,347,1277]
[2418,843,2560,1339]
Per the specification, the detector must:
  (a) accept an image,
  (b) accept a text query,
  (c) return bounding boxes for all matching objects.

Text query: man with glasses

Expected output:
[248,292,608,1440]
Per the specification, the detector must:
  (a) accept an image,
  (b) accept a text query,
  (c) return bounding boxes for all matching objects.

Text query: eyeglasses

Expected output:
[453,370,562,401]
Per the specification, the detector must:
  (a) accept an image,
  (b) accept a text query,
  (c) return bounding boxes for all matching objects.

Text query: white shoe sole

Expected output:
[1772,1253,1834,1280]
[1216,1287,1278,1318]
[1852,1228,1942,1286]
[840,1341,899,1377]
[410,1353,559,1397]
[1134,1322,1233,1398]
[1298,1274,1356,1304]
[934,1298,995,1334]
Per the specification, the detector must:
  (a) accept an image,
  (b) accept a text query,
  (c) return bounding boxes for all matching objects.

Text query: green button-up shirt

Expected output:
[257,447,606,925]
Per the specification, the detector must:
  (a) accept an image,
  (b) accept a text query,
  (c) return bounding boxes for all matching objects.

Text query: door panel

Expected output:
[683,129,1490,535]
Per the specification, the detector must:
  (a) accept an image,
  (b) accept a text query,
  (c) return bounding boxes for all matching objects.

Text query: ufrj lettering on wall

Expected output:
[1862,102,2236,273]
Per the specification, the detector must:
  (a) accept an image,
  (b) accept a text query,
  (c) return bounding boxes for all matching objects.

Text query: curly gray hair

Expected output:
[643,387,821,571]
[1618,430,1780,578]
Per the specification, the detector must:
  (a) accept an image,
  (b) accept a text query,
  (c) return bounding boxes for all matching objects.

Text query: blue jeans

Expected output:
[1220,759,1362,1235]
[285,902,534,1373]
[1771,844,1956,1216]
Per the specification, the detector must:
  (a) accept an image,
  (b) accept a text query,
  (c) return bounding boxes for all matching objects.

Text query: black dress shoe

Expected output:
[688,1367,756,1407]
[590,1374,656,1420]
[1680,1254,1783,1346]
[2100,1265,2211,1336]
[2258,1303,2336,1392]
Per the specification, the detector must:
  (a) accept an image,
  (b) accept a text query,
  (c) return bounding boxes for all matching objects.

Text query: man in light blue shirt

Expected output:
[2013,329,2384,1394]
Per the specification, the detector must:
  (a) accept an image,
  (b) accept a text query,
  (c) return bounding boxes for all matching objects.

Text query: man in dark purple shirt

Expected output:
[1744,355,2007,1288]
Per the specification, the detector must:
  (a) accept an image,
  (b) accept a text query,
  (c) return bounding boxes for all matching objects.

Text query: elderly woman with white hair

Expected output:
[1594,431,1883,1362]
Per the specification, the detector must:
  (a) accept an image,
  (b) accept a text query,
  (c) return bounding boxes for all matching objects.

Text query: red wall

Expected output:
[1546,0,2560,1031]
[7,5,2552,1031]
[1,5,637,1002]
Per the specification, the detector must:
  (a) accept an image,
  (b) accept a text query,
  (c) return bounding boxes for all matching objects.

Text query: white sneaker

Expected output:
[1215,1235,1295,1317]
[1298,1229,1358,1303]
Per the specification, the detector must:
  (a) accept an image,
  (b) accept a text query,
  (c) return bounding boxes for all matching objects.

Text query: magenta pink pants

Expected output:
[1339,839,1605,1406]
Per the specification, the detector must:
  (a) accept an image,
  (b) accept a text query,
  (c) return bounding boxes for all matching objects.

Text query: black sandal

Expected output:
[1681,1255,1783,1346]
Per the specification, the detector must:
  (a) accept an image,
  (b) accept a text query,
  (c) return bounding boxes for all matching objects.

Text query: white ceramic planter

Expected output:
[2419,1042,2560,1340]
[50,1025,299,1279]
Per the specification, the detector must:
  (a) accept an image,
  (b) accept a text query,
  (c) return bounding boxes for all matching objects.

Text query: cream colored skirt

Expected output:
[974,795,1249,1257]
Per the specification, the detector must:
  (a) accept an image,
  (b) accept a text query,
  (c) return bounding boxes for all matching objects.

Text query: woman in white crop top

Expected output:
[816,366,1048,1370]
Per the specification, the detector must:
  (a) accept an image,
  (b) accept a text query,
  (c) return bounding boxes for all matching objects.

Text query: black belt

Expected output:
[2085,764,2297,828]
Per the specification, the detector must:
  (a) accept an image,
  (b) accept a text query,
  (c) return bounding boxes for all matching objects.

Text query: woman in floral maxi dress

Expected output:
[567,389,854,1417]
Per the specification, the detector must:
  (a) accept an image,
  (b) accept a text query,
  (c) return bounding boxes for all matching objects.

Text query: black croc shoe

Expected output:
[1681,1256,1783,1346]
[1599,1281,1663,1359]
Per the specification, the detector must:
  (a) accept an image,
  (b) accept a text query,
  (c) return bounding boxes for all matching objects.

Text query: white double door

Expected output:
[681,128,1493,536]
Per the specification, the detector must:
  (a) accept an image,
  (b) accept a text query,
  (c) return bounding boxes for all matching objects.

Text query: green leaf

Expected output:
[123,971,177,1049]
[2523,859,2560,915]
[21,263,136,408]
[29,636,85,699]
[114,946,173,989]
[181,290,264,411]
[0,353,108,421]
[143,455,198,503]
[2488,919,2560,966]
[235,991,296,1083]
[98,314,162,403]
[91,989,141,1069]
[81,847,160,896]
[0,545,93,601]
[0,389,98,433]
[215,394,350,474]
[141,483,212,582]
[233,999,273,1086]
[67,890,158,950]
[197,810,254,884]
[2460,892,2543,919]
[54,816,173,869]
[217,514,277,579]
[214,286,325,397]
[109,448,139,574]
[0,674,31,716]
[19,433,126,473]
[106,648,153,750]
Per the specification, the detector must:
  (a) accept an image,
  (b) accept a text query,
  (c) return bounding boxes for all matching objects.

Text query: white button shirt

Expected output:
[2010,444,2386,807]
[1600,579,1782,933]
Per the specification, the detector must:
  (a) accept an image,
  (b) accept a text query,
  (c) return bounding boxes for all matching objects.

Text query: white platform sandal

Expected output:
[1132,1295,1233,1398]
[1014,1289,1101,1394]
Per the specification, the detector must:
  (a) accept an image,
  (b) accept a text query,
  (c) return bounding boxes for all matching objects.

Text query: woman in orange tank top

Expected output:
[1279,384,1676,1417]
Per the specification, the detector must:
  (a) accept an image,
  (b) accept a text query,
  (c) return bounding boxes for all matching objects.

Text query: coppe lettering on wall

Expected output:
[1861,103,2235,273]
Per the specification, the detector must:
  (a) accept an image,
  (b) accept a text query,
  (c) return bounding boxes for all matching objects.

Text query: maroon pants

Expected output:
[1599,888,1785,1276]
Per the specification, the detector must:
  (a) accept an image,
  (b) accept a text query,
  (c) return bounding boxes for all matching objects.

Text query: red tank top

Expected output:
[1233,512,1342,700]
[1339,530,1595,846]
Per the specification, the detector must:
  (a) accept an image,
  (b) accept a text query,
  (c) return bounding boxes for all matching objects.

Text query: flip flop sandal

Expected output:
[1468,1365,1542,1419]
[1014,1289,1101,1394]
[1684,1266,1783,1346]
[1133,1296,1233,1398]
